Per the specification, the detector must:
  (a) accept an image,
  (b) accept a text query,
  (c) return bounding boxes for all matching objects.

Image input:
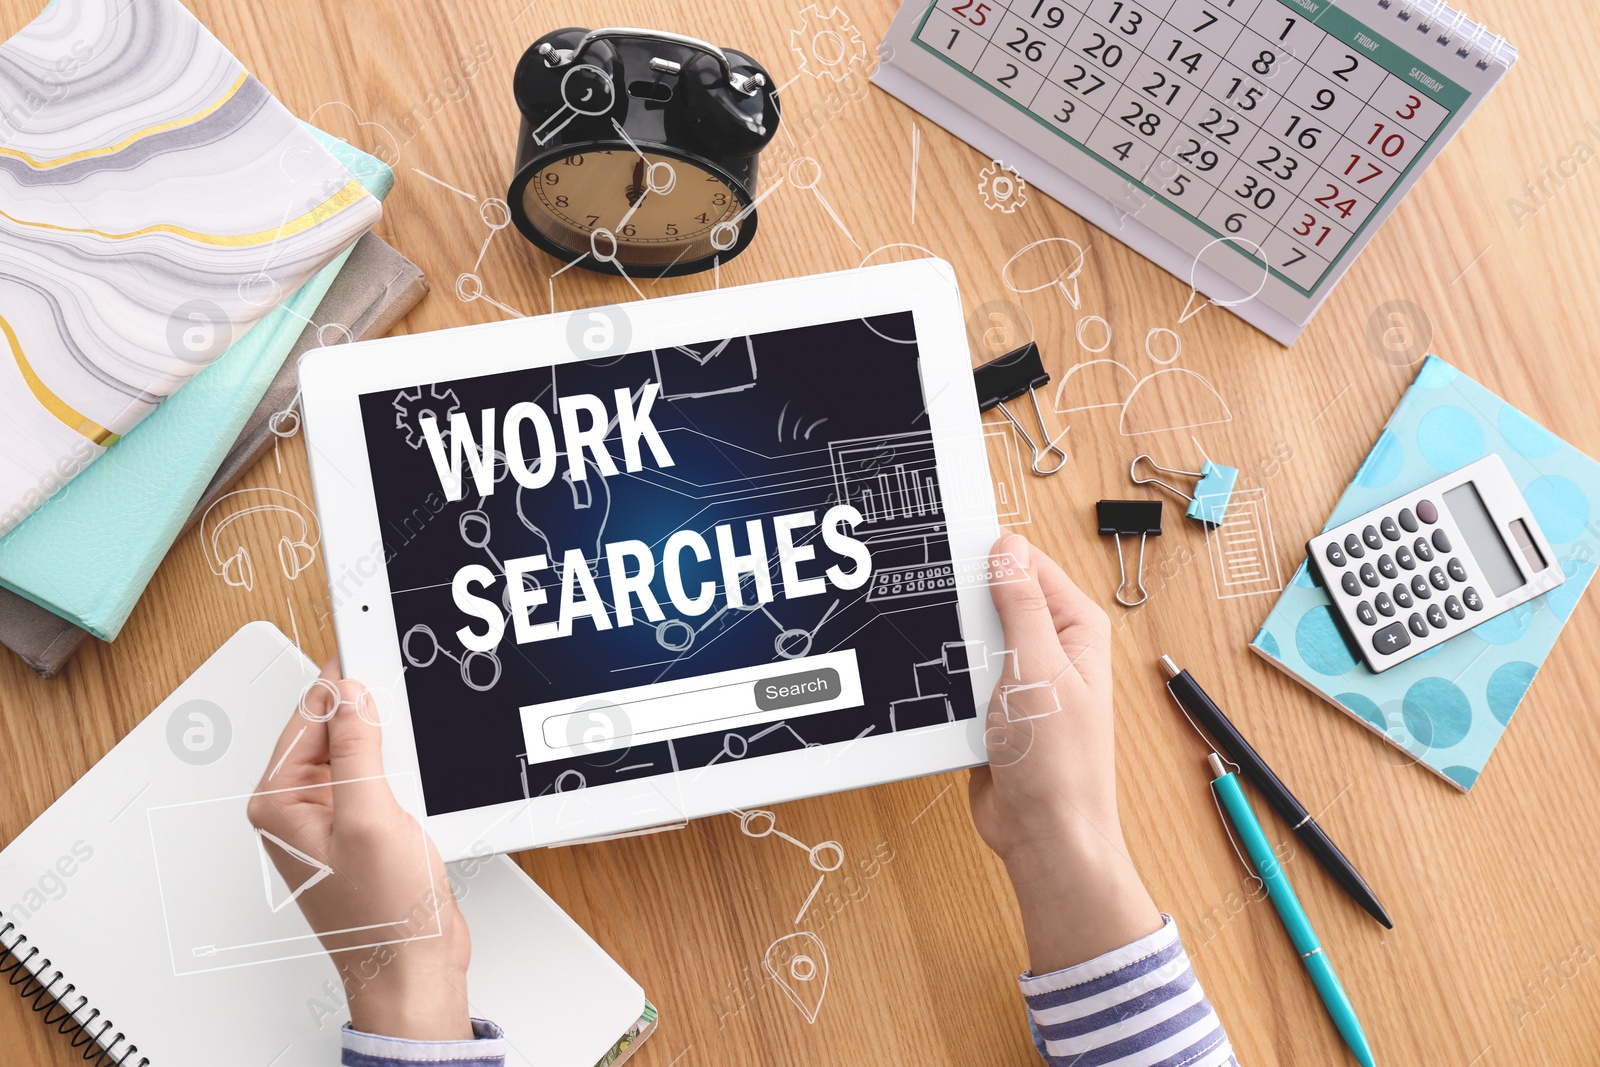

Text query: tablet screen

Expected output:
[357,312,980,816]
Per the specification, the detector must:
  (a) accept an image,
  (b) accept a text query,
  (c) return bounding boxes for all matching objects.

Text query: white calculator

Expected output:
[1306,455,1565,673]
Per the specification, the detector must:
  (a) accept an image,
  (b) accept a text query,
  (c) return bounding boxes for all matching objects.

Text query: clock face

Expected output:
[522,149,747,270]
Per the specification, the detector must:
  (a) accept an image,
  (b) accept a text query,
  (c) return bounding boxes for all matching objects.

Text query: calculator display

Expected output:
[1443,483,1523,597]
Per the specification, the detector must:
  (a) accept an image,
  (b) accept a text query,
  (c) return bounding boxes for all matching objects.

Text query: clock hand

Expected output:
[627,158,646,208]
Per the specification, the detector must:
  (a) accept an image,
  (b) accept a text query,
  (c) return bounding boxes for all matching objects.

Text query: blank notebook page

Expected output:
[0,622,643,1066]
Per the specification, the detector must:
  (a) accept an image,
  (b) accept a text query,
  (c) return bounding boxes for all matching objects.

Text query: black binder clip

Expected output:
[1097,499,1163,607]
[974,342,1068,475]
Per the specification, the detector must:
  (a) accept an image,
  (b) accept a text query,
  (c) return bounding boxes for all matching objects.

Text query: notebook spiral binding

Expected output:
[1377,0,1518,71]
[0,912,148,1067]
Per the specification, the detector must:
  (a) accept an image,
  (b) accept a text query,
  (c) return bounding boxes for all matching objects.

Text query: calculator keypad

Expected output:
[1372,622,1409,653]
[1304,457,1566,672]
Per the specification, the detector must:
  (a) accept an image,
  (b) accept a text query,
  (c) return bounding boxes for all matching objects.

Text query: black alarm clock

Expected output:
[507,27,781,278]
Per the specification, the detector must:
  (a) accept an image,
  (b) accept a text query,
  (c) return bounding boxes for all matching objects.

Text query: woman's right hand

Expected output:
[967,532,1163,973]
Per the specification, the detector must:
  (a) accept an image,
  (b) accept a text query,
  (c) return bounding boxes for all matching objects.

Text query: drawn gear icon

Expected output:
[790,5,867,81]
[978,160,1028,213]
[393,384,463,449]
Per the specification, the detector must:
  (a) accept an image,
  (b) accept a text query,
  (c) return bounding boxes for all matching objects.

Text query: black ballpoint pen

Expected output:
[1160,654,1394,929]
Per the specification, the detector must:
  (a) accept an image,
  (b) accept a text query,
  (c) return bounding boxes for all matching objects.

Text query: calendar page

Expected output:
[875,0,1514,343]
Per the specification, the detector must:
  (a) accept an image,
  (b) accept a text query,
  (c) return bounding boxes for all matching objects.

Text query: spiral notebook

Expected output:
[874,0,1516,343]
[0,623,649,1066]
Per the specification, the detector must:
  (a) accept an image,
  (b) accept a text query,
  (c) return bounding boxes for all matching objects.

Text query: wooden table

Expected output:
[4,1,1600,1063]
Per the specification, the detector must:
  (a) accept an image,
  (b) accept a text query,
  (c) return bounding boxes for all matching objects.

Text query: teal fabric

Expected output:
[1252,356,1600,791]
[0,128,392,641]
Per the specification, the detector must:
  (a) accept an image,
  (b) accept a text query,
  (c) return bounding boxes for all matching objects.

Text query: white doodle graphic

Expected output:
[1002,237,1086,311]
[1179,237,1270,324]
[411,168,530,318]
[764,931,829,1024]
[201,488,320,592]
[1202,486,1284,599]
[404,623,503,693]
[256,828,333,913]
[1145,327,1182,366]
[394,384,464,449]
[1119,368,1234,436]
[790,5,867,81]
[1053,359,1138,414]
[978,159,1027,213]
[790,156,860,248]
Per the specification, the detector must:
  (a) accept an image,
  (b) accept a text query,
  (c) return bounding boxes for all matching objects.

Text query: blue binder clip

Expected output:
[1130,454,1239,528]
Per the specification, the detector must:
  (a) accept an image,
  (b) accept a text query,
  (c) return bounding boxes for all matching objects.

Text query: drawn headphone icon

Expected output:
[200,488,321,592]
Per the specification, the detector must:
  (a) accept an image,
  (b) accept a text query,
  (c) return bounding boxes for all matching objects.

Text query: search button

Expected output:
[754,668,841,711]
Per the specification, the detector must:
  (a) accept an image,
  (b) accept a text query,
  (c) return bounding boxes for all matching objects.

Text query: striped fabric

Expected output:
[342,1018,506,1067]
[1019,916,1236,1067]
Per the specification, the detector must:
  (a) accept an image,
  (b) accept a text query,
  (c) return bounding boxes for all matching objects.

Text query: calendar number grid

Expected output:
[915,0,1466,296]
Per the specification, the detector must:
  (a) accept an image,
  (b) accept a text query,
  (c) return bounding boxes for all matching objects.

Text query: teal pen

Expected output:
[1207,753,1377,1067]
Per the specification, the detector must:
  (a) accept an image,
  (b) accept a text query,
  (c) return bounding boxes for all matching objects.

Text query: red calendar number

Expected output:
[951,0,992,27]
[1313,183,1357,219]
[1342,152,1385,184]
[1366,122,1407,158]
[1292,212,1333,247]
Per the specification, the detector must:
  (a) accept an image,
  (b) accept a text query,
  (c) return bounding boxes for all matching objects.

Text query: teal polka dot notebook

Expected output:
[1251,356,1598,791]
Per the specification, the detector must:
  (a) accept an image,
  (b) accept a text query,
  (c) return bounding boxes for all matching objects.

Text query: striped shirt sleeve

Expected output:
[1018,915,1236,1067]
[341,1018,506,1067]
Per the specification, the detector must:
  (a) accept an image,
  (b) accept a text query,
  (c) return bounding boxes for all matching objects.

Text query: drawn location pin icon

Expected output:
[1002,237,1086,312]
[764,931,829,1024]
[1179,237,1270,324]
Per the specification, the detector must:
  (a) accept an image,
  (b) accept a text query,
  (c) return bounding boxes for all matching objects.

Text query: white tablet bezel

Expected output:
[299,258,1003,861]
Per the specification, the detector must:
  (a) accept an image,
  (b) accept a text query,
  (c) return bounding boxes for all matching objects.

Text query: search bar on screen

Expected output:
[522,649,863,765]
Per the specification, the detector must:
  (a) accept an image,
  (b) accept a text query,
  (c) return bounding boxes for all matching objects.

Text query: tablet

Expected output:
[299,259,1006,859]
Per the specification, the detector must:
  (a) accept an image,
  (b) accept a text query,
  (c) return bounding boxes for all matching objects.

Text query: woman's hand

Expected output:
[968,532,1163,973]
[247,660,472,1040]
